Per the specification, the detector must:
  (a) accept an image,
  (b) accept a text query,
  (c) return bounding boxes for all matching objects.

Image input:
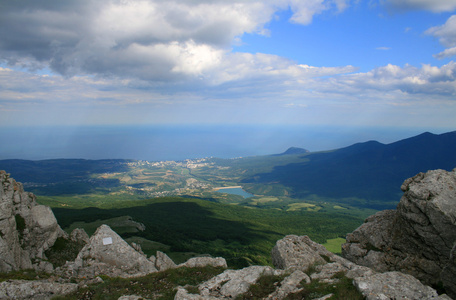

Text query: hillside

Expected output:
[1,131,455,211]
[242,131,456,209]
[52,197,364,267]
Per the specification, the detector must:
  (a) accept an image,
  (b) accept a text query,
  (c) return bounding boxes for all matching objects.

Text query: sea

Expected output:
[0,124,445,161]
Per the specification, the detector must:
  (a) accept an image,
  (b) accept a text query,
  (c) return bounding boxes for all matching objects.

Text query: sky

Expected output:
[1,0,456,131]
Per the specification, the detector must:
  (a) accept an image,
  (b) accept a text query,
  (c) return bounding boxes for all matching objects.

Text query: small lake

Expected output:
[216,187,254,199]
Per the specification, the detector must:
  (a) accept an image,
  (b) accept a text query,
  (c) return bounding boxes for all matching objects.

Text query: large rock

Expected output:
[178,256,227,269]
[271,235,326,271]
[70,228,90,244]
[202,266,283,299]
[265,270,309,300]
[354,271,451,300]
[272,235,449,299]
[155,250,177,271]
[149,252,226,272]
[175,287,215,300]
[177,234,448,300]
[0,171,65,272]
[342,168,456,298]
[71,224,157,278]
[341,210,397,272]
[271,234,373,279]
[175,266,283,299]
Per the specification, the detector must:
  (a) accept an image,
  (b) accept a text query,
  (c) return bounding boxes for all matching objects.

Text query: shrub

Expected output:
[0,269,50,282]
[52,266,225,300]
[285,272,363,300]
[45,237,85,268]
[237,273,287,299]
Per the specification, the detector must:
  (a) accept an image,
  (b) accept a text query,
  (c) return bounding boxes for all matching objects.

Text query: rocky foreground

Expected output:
[342,168,456,299]
[1,168,455,299]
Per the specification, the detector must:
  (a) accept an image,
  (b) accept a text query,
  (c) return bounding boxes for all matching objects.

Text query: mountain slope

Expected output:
[242,131,456,209]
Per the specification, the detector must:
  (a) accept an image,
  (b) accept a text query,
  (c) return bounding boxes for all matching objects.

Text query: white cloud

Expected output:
[2,60,454,109]
[434,47,456,59]
[425,15,456,59]
[1,59,455,128]
[284,0,349,25]
[92,1,274,46]
[0,1,276,79]
[384,0,456,12]
[0,0,353,82]
[331,62,456,96]
[287,0,328,25]
[426,15,456,48]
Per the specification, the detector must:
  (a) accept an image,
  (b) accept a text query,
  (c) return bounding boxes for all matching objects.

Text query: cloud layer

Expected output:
[386,0,456,12]
[0,0,455,128]
[1,0,454,80]
[0,0,350,81]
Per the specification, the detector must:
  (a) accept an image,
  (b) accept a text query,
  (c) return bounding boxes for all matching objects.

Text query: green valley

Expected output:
[2,130,455,269]
[50,197,367,268]
[0,156,373,268]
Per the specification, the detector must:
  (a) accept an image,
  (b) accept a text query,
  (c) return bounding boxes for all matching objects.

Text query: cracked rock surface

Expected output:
[342,168,456,298]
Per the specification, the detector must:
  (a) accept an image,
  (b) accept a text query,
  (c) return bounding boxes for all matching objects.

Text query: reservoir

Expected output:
[215,187,254,199]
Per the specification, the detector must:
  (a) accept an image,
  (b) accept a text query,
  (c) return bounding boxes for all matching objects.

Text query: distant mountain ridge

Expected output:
[243,131,456,209]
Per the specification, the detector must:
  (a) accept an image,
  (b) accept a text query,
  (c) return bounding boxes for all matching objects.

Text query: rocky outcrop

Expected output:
[0,229,448,300]
[0,171,65,272]
[69,227,90,244]
[67,224,158,279]
[342,168,456,298]
[175,266,284,299]
[117,296,144,300]
[199,266,282,298]
[271,234,374,279]
[176,234,451,300]
[265,270,309,299]
[178,256,227,269]
[0,280,78,300]
[154,250,178,271]
[271,235,326,271]
[58,225,227,280]
[272,234,451,299]
[354,271,448,300]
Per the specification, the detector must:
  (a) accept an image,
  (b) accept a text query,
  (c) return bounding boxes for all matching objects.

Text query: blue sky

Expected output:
[1,0,456,131]
[236,5,453,70]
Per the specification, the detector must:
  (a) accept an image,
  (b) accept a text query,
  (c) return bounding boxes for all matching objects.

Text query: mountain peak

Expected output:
[275,147,310,156]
